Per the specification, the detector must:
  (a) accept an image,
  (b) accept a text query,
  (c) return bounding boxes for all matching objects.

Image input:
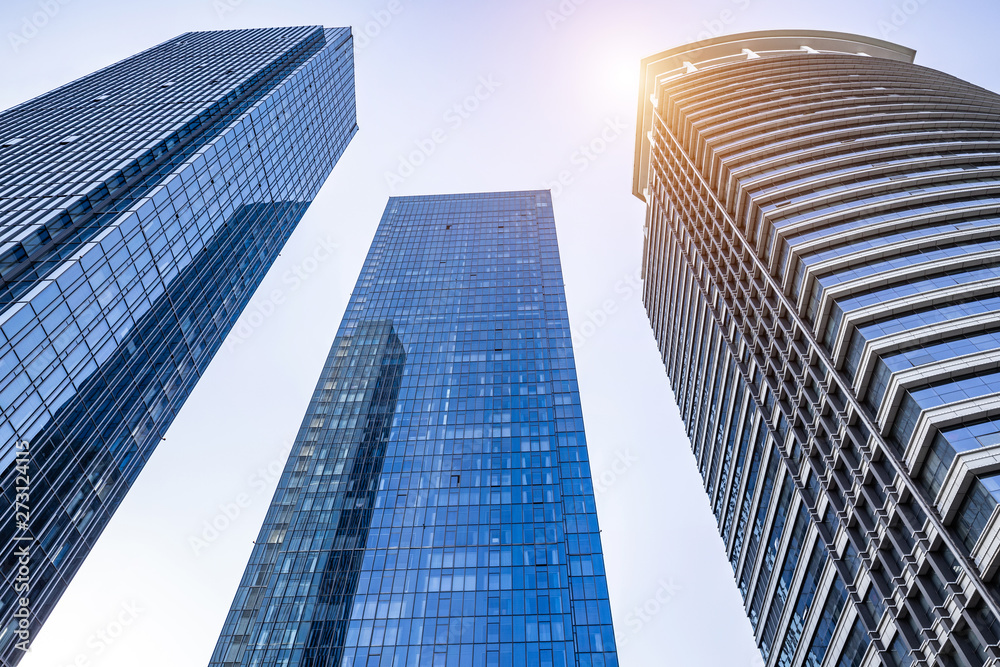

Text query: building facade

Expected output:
[210,191,617,667]
[635,30,1000,667]
[0,26,356,660]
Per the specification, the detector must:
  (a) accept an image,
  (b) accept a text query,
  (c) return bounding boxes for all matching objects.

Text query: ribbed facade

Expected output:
[210,192,617,667]
[635,31,1000,667]
[0,27,356,662]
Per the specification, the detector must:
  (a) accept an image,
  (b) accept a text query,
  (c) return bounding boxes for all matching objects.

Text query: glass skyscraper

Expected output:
[210,191,617,667]
[0,26,356,661]
[635,30,1000,667]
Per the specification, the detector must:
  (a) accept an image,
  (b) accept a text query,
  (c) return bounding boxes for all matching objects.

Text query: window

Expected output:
[836,617,871,667]
[954,472,1000,552]
[804,574,848,667]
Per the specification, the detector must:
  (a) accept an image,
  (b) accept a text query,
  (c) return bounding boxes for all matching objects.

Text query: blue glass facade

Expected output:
[210,191,617,667]
[0,26,357,661]
[635,30,1000,667]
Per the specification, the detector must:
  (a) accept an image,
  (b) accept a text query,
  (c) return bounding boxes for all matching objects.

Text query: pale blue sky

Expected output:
[1,0,997,665]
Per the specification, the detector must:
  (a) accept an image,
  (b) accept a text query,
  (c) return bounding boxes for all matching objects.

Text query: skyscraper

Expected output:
[0,26,356,661]
[635,30,1000,666]
[210,191,617,667]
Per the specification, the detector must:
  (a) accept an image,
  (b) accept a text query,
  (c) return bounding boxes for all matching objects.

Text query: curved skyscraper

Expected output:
[0,26,357,662]
[634,30,1000,667]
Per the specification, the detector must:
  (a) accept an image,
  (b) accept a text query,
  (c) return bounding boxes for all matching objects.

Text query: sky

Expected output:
[1,0,998,665]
